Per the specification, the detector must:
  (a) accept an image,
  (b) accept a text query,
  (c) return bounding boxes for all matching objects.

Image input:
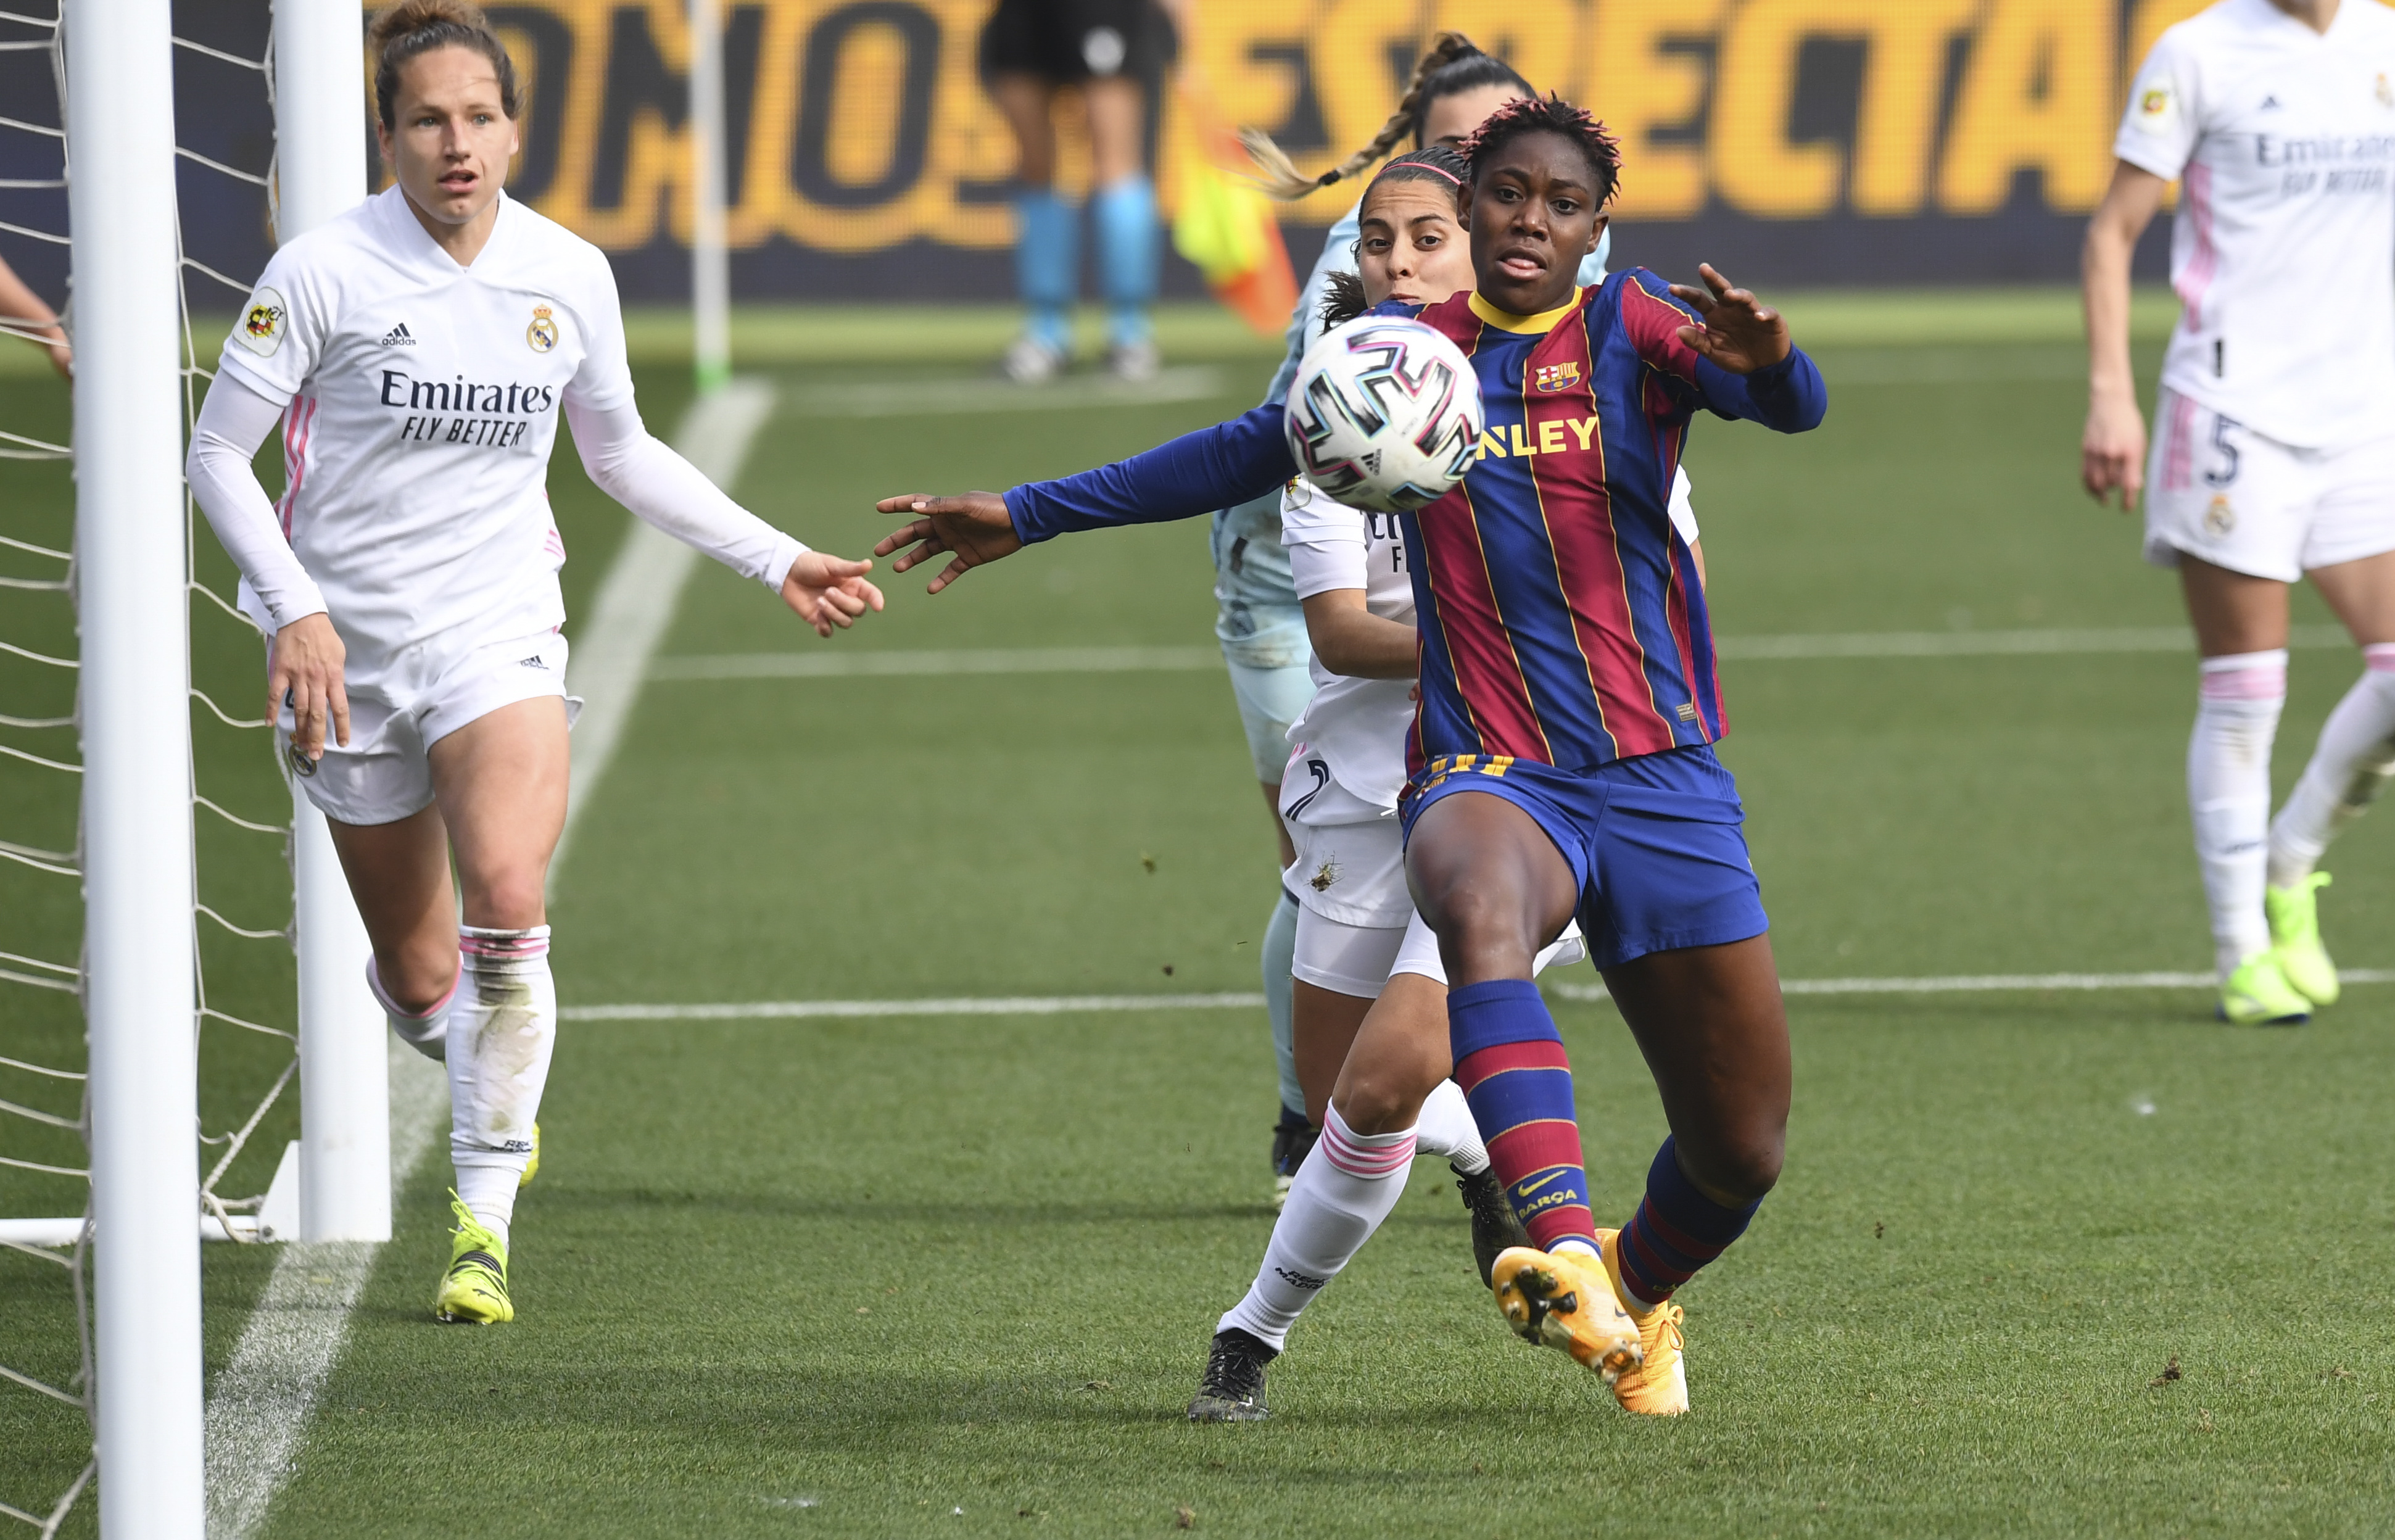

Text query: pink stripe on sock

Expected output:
[459,934,550,960]
[1320,1121,1415,1178]
[2199,663,2286,702]
[2364,644,2395,674]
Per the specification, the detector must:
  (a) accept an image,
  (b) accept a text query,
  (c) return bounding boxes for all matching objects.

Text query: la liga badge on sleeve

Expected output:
[527,304,560,353]
[234,286,285,357]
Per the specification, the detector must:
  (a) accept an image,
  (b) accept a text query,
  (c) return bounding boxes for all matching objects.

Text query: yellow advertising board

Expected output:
[390,0,2241,291]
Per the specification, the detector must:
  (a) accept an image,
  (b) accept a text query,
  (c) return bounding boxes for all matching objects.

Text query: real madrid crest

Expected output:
[2204,494,2236,536]
[527,304,560,353]
[2378,72,2392,107]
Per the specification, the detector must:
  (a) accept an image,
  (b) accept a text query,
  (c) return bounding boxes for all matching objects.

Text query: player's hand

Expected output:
[780,552,883,637]
[268,611,349,763]
[1668,264,1790,375]
[872,492,1022,594]
[2082,391,2147,512]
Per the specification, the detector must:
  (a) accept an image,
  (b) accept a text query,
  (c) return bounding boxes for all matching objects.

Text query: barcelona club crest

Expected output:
[1533,360,1581,394]
[233,286,286,358]
[526,304,560,353]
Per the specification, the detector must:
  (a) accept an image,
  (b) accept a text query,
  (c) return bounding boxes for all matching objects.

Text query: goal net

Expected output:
[0,0,326,1529]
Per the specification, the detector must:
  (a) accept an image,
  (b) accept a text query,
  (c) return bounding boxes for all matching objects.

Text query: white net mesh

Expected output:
[1,1,304,1529]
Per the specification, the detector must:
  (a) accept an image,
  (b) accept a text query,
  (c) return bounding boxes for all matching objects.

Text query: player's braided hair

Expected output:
[1239,32,1531,201]
[367,0,520,129]
[1316,151,1471,331]
[1460,94,1623,207]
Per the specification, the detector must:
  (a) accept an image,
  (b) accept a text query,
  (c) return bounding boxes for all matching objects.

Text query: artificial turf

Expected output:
[6,310,2395,1535]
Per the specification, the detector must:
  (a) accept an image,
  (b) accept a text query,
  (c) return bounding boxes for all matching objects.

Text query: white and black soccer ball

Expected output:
[1283,316,1484,513]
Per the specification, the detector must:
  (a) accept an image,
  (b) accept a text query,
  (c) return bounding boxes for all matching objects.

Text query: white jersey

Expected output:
[1281,479,1419,813]
[215,188,634,655]
[2117,0,2395,449]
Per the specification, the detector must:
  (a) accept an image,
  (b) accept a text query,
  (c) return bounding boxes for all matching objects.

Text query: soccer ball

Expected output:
[1283,316,1484,513]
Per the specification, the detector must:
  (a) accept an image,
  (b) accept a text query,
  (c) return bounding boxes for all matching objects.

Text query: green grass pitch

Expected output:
[5,308,2395,1536]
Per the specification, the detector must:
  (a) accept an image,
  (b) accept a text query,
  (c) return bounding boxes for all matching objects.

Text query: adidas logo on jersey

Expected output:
[2261,96,2282,110]
[381,323,416,346]
[518,654,548,670]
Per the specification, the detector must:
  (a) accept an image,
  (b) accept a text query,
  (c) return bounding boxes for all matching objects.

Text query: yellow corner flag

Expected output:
[1170,80,1299,338]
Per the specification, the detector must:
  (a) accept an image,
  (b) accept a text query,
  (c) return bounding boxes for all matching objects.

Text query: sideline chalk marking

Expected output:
[648,626,2358,682]
[559,969,2395,1021]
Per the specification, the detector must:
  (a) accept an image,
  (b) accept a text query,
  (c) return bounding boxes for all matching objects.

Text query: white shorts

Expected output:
[2145,389,2395,583]
[278,627,576,826]
[1293,905,1588,997]
[1280,754,1412,926]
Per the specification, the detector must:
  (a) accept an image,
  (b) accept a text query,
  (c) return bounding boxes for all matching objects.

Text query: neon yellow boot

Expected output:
[433,1194,513,1325]
[2265,873,2339,1006]
[2219,952,2312,1026]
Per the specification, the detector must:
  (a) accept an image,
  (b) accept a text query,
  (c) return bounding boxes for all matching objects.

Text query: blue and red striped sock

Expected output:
[1448,979,1598,1254]
[1616,1135,1761,1307]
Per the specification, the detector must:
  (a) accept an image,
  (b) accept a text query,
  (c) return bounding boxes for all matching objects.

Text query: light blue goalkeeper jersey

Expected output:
[1209,204,1613,660]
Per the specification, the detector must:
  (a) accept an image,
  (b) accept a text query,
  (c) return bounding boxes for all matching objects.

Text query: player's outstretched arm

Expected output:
[566,395,882,635]
[875,406,1300,594]
[874,493,1021,595]
[1658,265,1826,433]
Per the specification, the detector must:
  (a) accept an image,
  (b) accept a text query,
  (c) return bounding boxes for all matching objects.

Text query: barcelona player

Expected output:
[875,97,1824,1415]
[1215,33,1610,1206]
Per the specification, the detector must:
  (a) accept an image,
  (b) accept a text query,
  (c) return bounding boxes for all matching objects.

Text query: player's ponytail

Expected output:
[1239,32,1531,202]
[367,0,519,128]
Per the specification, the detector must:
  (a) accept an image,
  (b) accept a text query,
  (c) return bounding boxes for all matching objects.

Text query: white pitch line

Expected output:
[558,969,2395,1022]
[648,644,1223,682]
[202,1042,446,1540]
[643,626,2362,683]
[549,379,776,886]
[782,365,1222,418]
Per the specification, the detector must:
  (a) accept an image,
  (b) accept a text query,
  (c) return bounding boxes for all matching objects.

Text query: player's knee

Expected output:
[383,951,458,1015]
[1692,1130,1784,1206]
[459,869,547,932]
[1333,1065,1426,1135]
[1422,884,1539,974]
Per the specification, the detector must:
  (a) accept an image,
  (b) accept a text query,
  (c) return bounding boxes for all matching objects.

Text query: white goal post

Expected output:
[273,0,390,1248]
[68,0,205,1534]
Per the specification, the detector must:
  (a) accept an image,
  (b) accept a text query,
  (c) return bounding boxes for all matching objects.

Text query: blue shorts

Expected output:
[1400,745,1768,970]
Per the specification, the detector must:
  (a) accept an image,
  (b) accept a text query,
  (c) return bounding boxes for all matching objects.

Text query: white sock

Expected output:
[448,924,555,1241]
[2189,652,2285,976]
[2269,645,2395,888]
[365,956,451,1061]
[1410,1079,1487,1174]
[454,1164,517,1249]
[1217,1104,1414,1351]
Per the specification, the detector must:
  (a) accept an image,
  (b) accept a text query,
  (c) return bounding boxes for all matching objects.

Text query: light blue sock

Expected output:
[1263,888,1301,1114]
[1091,173,1156,349]
[1014,187,1076,351]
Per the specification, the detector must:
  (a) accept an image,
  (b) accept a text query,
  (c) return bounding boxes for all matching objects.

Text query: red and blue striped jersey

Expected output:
[1001,268,1825,774]
[1389,271,1822,772]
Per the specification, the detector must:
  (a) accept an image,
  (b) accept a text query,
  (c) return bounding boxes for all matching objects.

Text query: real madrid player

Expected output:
[186,0,882,1323]
[1222,35,1616,1204]
[877,99,1824,1415]
[2084,0,2395,1024]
